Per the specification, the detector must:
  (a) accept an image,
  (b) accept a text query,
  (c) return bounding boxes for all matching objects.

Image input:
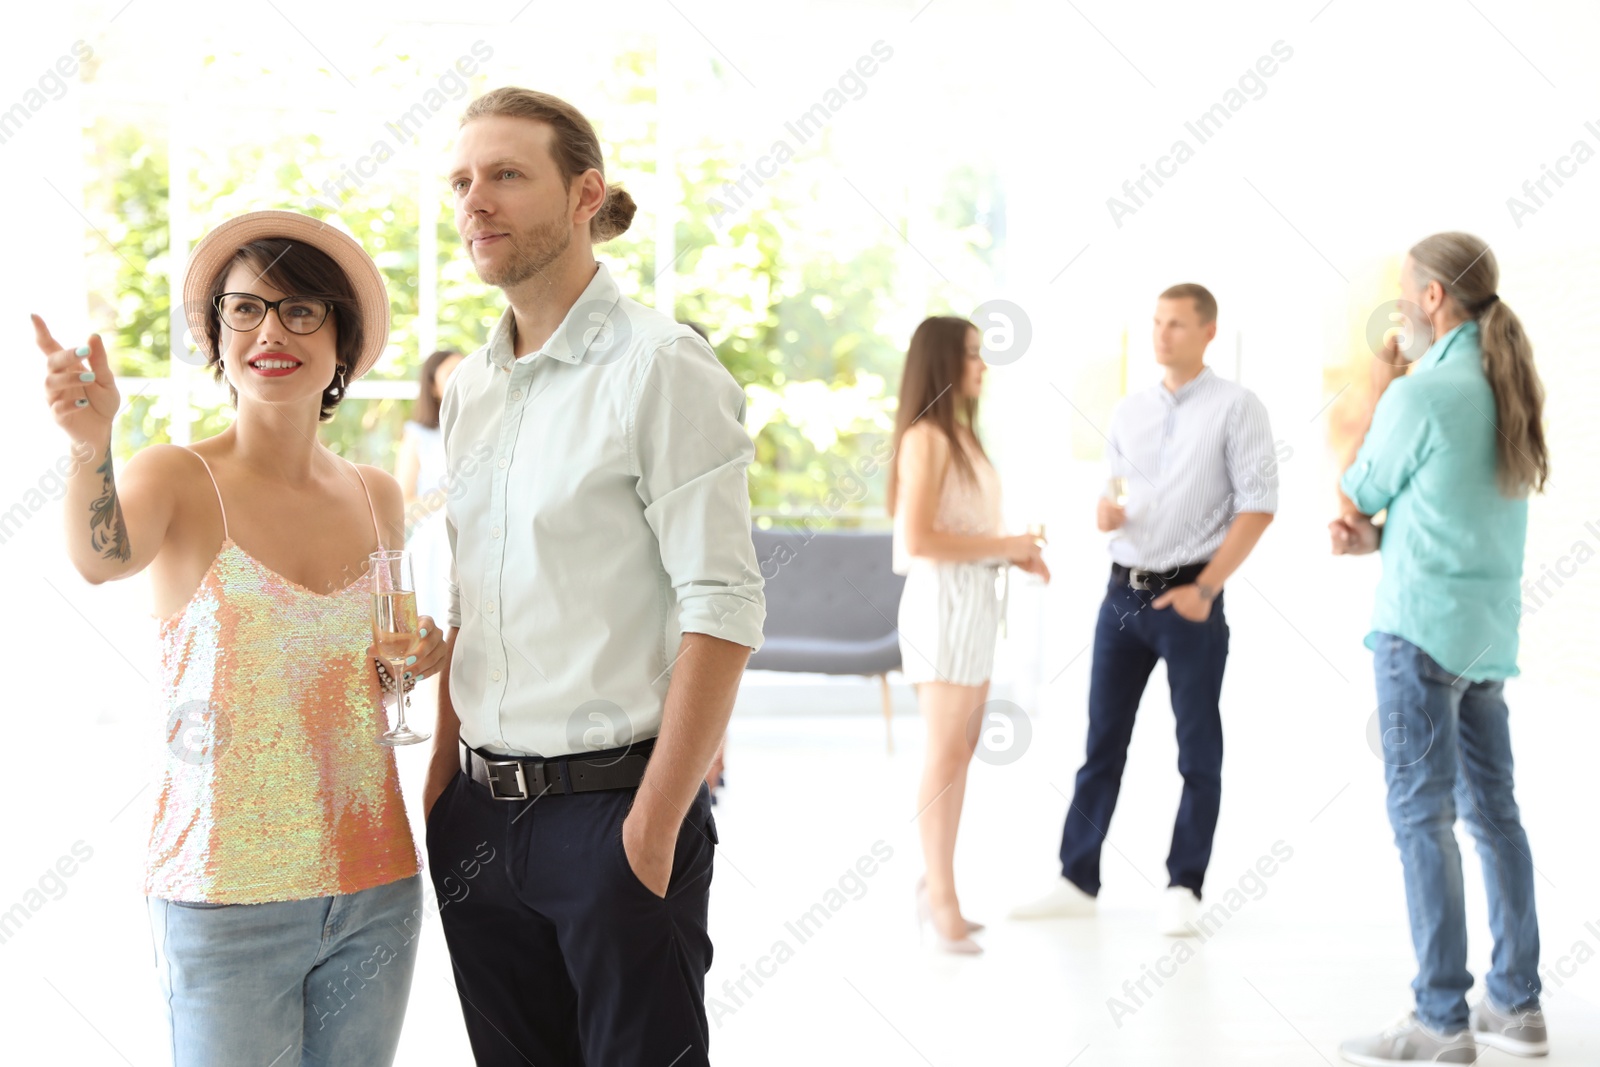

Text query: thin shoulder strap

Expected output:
[349,463,384,552]
[190,450,230,541]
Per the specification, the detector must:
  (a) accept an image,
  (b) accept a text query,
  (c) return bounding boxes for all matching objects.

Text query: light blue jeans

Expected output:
[1374,634,1541,1032]
[148,874,423,1067]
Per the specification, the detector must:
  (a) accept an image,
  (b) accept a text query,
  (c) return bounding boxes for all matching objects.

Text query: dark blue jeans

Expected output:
[1373,633,1541,1032]
[1058,577,1230,897]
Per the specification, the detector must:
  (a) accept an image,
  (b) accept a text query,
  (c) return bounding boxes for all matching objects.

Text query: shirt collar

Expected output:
[1160,365,1213,406]
[486,262,620,370]
[1415,319,1478,373]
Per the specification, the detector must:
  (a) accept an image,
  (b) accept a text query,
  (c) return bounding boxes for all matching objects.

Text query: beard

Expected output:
[472,213,572,288]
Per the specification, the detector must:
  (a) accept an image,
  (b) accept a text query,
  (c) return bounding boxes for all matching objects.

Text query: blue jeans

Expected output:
[148,874,423,1067]
[1374,634,1541,1032]
[1059,577,1230,896]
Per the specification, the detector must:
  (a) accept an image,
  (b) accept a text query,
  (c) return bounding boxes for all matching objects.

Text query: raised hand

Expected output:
[1369,330,1411,392]
[35,315,120,443]
[1097,496,1126,531]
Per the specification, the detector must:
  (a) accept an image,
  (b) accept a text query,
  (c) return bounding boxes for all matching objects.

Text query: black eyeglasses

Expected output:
[214,293,332,335]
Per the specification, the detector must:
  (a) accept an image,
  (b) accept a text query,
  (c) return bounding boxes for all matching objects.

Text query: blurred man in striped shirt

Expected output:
[1013,283,1279,936]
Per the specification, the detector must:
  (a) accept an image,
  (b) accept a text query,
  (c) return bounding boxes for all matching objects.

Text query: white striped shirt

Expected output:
[1106,367,1278,571]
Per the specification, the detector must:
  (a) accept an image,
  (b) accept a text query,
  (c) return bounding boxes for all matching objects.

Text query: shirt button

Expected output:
[491,527,501,538]
[497,457,508,469]
[485,601,496,614]
[491,670,502,682]
[511,390,523,401]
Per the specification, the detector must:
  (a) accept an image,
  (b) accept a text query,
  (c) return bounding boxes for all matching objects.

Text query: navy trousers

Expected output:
[427,764,718,1067]
[1058,576,1230,897]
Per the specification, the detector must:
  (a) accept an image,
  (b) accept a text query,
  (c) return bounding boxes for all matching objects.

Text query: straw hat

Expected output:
[181,210,390,382]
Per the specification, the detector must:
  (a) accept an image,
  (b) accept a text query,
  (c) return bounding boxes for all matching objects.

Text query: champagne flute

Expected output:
[370,549,430,747]
[1017,522,1049,591]
[1001,523,1049,633]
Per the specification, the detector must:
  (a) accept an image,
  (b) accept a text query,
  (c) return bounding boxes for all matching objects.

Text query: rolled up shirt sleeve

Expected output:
[630,336,766,652]
[1341,379,1433,517]
[1224,390,1279,513]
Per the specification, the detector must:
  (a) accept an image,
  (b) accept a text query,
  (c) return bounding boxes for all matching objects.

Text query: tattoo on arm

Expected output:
[88,451,131,563]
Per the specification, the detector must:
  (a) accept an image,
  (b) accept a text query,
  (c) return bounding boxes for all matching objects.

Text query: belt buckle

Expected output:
[484,759,530,801]
[1128,568,1154,592]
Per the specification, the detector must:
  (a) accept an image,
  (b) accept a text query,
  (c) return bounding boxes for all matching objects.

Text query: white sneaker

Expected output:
[1156,886,1200,937]
[1009,876,1097,920]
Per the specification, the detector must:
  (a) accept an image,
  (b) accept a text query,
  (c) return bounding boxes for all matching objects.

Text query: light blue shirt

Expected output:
[1108,368,1279,571]
[1341,320,1526,681]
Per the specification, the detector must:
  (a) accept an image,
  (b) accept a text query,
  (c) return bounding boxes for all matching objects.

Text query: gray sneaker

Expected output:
[1339,1013,1479,1065]
[1470,998,1549,1056]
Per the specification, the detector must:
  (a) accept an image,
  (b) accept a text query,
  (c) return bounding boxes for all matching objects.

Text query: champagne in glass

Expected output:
[1108,477,1130,507]
[373,591,418,659]
[1017,522,1049,591]
[370,549,429,747]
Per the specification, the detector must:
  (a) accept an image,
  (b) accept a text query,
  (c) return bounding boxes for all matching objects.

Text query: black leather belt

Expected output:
[1111,561,1209,592]
[460,738,654,801]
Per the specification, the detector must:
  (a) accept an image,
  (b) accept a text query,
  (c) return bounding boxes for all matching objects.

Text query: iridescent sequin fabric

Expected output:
[146,535,419,904]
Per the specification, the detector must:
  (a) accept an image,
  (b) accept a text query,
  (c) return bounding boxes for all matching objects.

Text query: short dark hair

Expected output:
[1158,283,1218,325]
[204,238,363,422]
[412,349,462,430]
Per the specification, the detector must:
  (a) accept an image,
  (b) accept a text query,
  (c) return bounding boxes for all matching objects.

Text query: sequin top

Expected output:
[892,431,1005,574]
[145,451,419,904]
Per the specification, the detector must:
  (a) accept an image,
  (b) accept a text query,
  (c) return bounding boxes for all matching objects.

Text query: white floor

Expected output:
[9,701,1600,1065]
[5,555,1599,1064]
[693,697,1600,1067]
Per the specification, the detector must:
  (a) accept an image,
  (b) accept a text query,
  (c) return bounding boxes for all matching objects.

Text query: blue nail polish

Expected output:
[404,672,413,680]
[79,372,95,382]
[419,628,429,638]
[74,399,88,407]
[406,655,417,665]
[75,345,90,356]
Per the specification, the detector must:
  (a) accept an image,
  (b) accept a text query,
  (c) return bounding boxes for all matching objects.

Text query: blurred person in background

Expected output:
[889,314,1050,956]
[398,347,464,623]
[1011,283,1277,938]
[1333,233,1550,1066]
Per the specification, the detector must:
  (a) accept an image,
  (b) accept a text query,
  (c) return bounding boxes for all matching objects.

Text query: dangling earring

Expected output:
[336,365,347,394]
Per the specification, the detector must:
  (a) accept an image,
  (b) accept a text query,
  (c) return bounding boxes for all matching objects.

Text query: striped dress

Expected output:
[893,441,1006,686]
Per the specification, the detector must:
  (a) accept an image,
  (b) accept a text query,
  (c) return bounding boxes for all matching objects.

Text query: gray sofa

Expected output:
[746,527,906,750]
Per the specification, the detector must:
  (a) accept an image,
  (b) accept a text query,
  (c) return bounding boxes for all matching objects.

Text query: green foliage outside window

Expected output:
[81,48,999,520]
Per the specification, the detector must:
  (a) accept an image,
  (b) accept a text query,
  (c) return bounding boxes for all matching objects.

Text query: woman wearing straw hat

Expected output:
[34,209,448,1065]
